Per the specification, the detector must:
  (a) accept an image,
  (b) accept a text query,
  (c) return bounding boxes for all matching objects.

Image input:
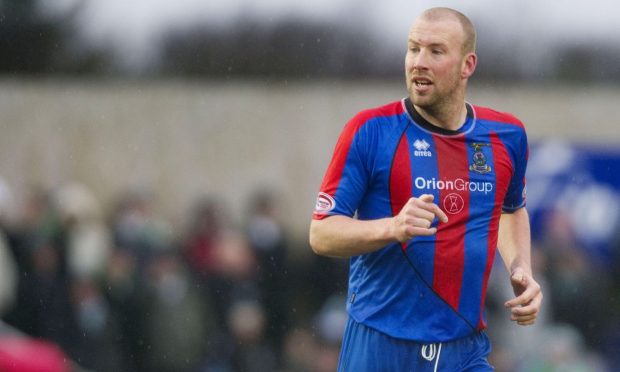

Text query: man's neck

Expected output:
[414,101,468,132]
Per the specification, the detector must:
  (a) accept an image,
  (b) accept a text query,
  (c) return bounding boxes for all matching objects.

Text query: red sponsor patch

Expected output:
[314,192,336,214]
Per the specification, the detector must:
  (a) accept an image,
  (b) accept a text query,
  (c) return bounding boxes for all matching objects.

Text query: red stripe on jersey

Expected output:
[474,105,524,128]
[389,131,412,250]
[432,135,469,310]
[477,131,513,329]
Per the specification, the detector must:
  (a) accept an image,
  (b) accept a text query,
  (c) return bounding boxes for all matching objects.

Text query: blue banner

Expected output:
[527,140,620,268]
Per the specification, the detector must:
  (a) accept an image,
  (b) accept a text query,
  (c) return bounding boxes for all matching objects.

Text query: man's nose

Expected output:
[412,50,430,70]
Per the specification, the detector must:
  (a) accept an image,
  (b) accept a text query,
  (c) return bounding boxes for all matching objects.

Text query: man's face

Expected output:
[405,16,470,111]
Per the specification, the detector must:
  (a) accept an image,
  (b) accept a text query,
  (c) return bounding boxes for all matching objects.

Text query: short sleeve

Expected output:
[502,128,528,213]
[313,115,371,220]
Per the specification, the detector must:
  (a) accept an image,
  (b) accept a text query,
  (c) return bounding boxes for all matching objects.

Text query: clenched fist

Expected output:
[391,194,449,242]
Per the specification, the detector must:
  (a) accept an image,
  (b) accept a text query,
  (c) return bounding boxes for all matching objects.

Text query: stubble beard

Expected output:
[410,88,448,118]
[408,72,462,118]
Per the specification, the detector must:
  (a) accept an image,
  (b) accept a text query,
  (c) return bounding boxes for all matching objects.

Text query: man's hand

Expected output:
[504,267,543,326]
[391,194,449,243]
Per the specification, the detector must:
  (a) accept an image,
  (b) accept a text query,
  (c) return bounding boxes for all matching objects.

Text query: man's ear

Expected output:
[462,53,477,79]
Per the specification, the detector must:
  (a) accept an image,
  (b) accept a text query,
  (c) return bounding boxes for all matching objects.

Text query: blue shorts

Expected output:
[338,317,493,372]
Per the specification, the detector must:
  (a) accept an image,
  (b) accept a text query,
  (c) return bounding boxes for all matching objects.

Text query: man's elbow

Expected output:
[309,221,330,256]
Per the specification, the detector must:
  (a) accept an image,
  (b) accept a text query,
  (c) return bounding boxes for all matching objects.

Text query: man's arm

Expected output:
[309,194,448,258]
[497,207,543,326]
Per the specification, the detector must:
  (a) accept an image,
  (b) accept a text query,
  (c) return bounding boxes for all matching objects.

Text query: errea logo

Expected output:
[413,139,432,157]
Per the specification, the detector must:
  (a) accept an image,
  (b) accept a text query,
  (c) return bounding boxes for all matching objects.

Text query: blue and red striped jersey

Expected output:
[313,98,528,342]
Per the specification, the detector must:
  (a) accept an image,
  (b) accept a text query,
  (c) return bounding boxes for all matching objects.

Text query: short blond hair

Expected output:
[420,7,477,54]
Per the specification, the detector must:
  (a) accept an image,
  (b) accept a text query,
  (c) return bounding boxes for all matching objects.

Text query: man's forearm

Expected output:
[497,207,532,274]
[309,195,447,258]
[309,215,396,258]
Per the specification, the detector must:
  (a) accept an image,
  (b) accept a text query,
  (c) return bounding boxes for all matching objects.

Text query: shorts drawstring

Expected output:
[421,343,442,372]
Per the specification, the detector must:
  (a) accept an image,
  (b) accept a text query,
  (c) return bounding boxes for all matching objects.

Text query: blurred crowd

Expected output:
[485,210,620,372]
[0,180,347,372]
[0,178,618,371]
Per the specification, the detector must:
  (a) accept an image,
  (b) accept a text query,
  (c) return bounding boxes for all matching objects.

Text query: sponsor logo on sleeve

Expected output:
[314,192,336,214]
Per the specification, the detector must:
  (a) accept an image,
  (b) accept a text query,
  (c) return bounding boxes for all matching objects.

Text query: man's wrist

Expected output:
[510,262,532,277]
[381,217,398,243]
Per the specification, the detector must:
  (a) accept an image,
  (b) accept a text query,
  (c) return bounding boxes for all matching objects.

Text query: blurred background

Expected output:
[0,0,619,371]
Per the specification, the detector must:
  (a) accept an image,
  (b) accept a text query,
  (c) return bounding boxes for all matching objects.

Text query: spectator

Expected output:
[104,247,146,371]
[4,188,76,353]
[183,197,262,332]
[245,189,289,361]
[54,182,111,279]
[0,177,17,317]
[141,250,216,372]
[541,211,610,349]
[111,189,174,275]
[69,276,124,371]
[227,300,277,372]
[182,196,227,284]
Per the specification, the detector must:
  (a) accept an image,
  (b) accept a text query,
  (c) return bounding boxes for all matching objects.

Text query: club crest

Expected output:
[469,143,492,174]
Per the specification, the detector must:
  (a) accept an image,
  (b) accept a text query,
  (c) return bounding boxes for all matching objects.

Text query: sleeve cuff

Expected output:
[502,201,526,214]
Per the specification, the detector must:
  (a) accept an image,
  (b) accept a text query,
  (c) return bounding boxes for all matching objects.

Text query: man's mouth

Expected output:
[413,78,433,87]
